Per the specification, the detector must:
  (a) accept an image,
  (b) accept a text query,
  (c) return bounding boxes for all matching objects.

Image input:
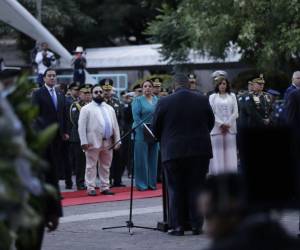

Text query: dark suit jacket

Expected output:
[284,84,297,103]
[32,85,67,135]
[285,89,300,140]
[32,85,66,219]
[152,87,215,163]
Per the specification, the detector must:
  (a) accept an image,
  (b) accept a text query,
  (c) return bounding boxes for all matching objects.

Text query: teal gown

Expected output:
[132,95,159,190]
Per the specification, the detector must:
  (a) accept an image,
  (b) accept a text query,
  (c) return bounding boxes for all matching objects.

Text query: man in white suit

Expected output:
[78,85,121,196]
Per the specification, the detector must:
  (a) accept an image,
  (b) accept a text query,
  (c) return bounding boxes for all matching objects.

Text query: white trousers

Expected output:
[85,140,113,191]
[209,133,238,175]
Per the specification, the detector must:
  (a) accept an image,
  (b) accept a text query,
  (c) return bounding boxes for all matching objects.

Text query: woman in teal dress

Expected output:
[132,80,159,191]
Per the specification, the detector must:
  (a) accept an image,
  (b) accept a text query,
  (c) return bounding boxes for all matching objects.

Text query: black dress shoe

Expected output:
[87,190,97,196]
[168,228,184,236]
[77,185,87,191]
[101,189,115,195]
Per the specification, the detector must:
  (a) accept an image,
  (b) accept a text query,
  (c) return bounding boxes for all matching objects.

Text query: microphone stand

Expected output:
[102,112,157,234]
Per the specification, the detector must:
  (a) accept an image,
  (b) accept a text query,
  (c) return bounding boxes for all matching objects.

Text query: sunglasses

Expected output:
[93,90,103,94]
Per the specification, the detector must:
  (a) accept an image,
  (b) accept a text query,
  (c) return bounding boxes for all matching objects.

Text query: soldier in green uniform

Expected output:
[242,74,273,127]
[68,84,91,190]
[63,82,81,189]
[99,78,125,187]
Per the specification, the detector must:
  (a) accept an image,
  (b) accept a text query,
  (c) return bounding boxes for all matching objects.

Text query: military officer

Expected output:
[242,74,273,127]
[68,84,91,190]
[66,82,80,104]
[99,78,125,187]
[151,77,162,97]
[188,73,199,91]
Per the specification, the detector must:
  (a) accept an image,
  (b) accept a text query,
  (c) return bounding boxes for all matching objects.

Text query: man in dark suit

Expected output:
[152,73,215,236]
[285,88,300,238]
[32,68,68,239]
[284,71,300,102]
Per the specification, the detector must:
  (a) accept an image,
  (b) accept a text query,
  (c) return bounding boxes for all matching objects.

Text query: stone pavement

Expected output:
[42,193,299,250]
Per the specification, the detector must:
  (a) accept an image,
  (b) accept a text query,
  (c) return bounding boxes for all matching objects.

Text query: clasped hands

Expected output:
[220,124,230,134]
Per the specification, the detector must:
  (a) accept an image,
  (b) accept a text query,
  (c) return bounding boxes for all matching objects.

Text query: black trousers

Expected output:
[110,149,124,185]
[69,142,86,187]
[62,141,73,187]
[163,156,209,229]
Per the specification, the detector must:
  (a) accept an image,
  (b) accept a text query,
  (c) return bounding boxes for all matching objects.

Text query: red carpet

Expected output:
[62,184,162,207]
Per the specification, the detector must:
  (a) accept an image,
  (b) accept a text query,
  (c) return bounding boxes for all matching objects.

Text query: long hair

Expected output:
[214,76,231,93]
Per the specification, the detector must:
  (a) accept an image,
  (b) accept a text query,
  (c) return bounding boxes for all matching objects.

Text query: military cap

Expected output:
[68,82,81,90]
[133,84,142,91]
[188,73,197,82]
[79,83,92,93]
[249,74,265,85]
[0,58,21,80]
[99,78,113,90]
[151,77,162,87]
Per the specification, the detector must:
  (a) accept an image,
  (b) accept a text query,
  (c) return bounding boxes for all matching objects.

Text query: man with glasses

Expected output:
[78,85,121,196]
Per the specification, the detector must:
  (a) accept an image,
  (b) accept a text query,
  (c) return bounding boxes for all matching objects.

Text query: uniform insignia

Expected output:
[72,107,77,111]
[245,96,250,101]
[253,96,260,103]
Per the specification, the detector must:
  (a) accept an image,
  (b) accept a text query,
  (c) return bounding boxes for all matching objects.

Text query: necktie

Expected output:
[50,88,58,110]
[102,106,112,139]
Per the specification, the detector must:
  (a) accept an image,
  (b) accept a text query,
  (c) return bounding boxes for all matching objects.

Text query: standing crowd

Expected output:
[26,43,300,245]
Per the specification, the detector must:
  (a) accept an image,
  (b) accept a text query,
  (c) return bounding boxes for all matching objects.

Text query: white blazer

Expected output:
[78,101,120,149]
[209,93,239,135]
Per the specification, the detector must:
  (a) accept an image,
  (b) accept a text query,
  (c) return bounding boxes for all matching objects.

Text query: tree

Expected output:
[146,0,300,75]
[0,0,167,55]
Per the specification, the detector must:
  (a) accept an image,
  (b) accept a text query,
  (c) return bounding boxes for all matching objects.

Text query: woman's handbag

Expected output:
[143,123,156,143]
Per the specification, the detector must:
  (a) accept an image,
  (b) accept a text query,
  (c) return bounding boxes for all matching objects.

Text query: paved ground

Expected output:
[42,178,300,250]
[42,197,299,250]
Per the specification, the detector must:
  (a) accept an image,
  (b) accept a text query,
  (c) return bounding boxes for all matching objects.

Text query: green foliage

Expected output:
[0,76,58,249]
[0,0,169,54]
[147,0,300,73]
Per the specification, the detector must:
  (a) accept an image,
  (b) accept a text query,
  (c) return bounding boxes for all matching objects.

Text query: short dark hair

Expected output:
[173,73,189,88]
[43,68,56,77]
[214,77,231,93]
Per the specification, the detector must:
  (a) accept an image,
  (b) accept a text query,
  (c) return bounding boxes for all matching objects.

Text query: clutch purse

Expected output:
[143,123,156,143]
